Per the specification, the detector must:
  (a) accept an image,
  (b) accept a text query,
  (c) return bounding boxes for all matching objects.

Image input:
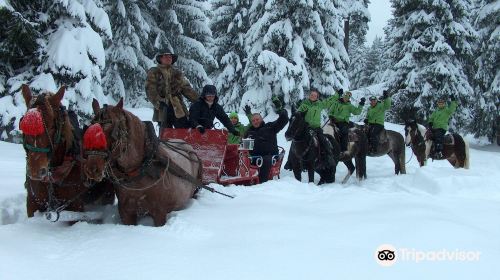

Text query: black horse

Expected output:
[284,111,343,184]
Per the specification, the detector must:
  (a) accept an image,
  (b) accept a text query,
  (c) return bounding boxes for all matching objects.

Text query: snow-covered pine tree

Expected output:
[210,0,251,112]
[0,0,112,142]
[102,0,155,107]
[472,0,499,140]
[364,36,385,86]
[242,0,349,114]
[0,1,40,141]
[384,0,477,130]
[344,0,370,90]
[152,0,217,93]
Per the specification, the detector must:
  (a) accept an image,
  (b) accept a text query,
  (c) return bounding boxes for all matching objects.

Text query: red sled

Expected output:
[160,128,284,186]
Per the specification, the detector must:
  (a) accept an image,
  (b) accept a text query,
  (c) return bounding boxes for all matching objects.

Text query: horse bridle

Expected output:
[289,116,315,159]
[86,105,127,160]
[23,94,65,164]
[406,125,425,149]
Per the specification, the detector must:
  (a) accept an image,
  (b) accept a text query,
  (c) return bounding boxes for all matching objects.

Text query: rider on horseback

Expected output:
[427,95,457,159]
[295,89,340,168]
[364,90,391,153]
[328,91,363,158]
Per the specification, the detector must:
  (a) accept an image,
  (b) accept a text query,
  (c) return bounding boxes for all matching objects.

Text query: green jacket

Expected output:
[428,101,458,130]
[298,93,340,128]
[367,97,391,125]
[227,114,252,144]
[328,100,362,122]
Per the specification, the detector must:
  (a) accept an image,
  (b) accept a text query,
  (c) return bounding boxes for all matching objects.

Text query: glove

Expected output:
[359,97,366,106]
[230,129,240,136]
[196,125,205,134]
[364,118,368,125]
[449,94,456,101]
[382,90,389,99]
[244,104,252,115]
[272,95,282,110]
[337,88,344,96]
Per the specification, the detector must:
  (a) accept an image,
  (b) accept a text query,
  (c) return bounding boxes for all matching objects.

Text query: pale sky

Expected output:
[366,0,393,45]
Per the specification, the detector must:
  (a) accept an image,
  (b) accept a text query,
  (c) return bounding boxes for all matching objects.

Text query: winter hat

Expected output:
[369,96,377,101]
[156,49,178,64]
[229,112,239,119]
[342,91,352,99]
[202,85,217,97]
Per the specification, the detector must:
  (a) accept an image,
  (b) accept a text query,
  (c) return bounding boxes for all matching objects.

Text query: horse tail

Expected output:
[454,133,470,169]
[464,138,470,169]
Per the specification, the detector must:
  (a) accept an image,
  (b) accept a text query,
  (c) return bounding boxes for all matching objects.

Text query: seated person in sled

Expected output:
[227,106,253,144]
[328,91,364,157]
[244,96,289,183]
[426,95,457,159]
[189,85,240,135]
[364,90,391,153]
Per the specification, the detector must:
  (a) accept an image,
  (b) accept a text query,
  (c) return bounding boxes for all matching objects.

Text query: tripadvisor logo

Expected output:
[374,244,481,267]
[375,244,397,267]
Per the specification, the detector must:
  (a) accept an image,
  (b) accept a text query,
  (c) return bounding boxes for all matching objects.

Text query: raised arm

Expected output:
[271,110,289,133]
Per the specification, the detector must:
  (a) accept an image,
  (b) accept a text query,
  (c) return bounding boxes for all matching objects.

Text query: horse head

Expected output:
[404,119,422,146]
[285,110,308,141]
[83,98,126,182]
[20,85,73,180]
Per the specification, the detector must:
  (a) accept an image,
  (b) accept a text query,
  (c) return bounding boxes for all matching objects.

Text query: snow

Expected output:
[0,0,12,10]
[1,108,500,279]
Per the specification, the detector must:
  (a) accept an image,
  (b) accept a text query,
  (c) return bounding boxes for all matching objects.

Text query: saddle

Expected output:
[376,129,388,145]
[425,130,455,145]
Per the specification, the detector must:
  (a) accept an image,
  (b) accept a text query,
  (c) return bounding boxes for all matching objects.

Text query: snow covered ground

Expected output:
[1,108,499,280]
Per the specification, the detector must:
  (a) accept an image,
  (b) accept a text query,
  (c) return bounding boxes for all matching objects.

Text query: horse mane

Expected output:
[32,93,74,153]
[416,123,427,138]
[62,112,74,153]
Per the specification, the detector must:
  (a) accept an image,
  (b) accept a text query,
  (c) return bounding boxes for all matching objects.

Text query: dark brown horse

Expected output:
[20,85,114,221]
[83,99,202,226]
[404,120,470,169]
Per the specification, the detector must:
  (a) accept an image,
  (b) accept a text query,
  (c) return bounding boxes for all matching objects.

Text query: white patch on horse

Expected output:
[417,124,427,139]
[323,125,334,138]
[405,129,411,145]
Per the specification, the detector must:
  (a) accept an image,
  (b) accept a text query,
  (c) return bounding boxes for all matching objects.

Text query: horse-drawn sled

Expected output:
[19,83,285,225]
[160,128,285,186]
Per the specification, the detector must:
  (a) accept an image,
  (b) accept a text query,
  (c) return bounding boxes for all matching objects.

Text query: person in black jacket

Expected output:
[245,96,288,183]
[189,85,239,135]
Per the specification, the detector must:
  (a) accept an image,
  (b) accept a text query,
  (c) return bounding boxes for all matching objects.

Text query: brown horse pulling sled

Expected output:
[82,98,204,226]
[20,85,115,222]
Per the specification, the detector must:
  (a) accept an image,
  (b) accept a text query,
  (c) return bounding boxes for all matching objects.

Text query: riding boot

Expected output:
[434,143,444,159]
[284,159,292,171]
[321,137,335,168]
[370,137,378,153]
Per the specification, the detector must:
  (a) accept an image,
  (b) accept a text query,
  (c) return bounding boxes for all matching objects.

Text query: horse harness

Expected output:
[23,94,98,219]
[89,109,204,191]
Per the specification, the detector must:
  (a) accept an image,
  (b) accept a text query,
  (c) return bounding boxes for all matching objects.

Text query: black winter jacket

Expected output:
[189,97,235,132]
[245,110,289,156]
